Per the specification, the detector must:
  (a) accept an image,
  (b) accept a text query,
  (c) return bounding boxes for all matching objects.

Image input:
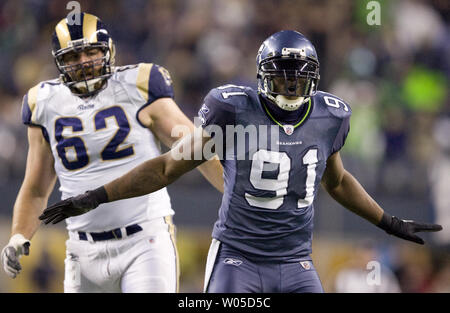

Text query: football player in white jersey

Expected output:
[0,13,223,293]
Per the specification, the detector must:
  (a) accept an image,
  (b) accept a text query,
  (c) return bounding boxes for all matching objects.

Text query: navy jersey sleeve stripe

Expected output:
[21,94,32,125]
[21,93,49,142]
[134,64,175,128]
[41,126,50,143]
[147,64,174,103]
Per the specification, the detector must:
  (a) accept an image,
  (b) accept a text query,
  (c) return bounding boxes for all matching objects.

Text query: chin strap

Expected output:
[274,95,309,111]
[72,77,103,93]
[68,78,108,97]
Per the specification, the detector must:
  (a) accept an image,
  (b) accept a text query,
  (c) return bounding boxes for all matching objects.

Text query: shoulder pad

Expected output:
[135,63,154,102]
[132,63,174,103]
[113,64,139,73]
[21,80,60,125]
[113,63,174,104]
[111,63,142,89]
[207,84,252,107]
[314,91,352,119]
[199,86,252,130]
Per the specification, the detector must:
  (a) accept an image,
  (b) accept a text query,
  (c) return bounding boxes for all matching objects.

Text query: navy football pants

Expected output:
[205,241,324,293]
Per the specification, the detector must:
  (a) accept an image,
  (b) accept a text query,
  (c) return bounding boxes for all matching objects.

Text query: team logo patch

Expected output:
[158,66,173,86]
[300,261,311,270]
[223,258,243,267]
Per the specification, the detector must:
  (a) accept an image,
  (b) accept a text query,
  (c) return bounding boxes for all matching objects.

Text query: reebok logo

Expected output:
[223,258,243,267]
[78,104,95,110]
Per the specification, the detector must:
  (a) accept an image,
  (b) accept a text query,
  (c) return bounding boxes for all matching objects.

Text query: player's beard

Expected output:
[70,62,106,95]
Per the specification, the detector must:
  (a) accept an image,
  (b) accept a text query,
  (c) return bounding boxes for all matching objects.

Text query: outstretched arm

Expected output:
[106,134,207,202]
[39,130,211,224]
[139,97,224,193]
[321,152,442,244]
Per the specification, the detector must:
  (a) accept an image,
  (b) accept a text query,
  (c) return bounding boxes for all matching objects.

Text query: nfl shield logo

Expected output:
[300,261,311,270]
[283,125,294,135]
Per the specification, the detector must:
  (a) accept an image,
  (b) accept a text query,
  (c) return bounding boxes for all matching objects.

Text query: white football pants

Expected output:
[64,216,178,293]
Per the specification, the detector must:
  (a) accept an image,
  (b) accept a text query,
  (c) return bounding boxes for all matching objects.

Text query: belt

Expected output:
[78,224,143,242]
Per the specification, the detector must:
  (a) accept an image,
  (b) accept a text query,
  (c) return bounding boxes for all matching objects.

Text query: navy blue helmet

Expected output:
[257,30,320,111]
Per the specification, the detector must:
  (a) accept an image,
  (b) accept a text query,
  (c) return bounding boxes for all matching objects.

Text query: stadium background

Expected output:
[0,0,448,292]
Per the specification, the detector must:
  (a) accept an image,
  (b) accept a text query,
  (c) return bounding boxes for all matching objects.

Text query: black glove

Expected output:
[39,186,108,225]
[377,212,442,245]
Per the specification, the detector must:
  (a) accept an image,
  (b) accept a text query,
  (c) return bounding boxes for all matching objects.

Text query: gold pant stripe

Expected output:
[164,215,180,293]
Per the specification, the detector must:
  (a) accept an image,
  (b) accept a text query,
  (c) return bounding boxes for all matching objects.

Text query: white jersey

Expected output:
[22,63,176,232]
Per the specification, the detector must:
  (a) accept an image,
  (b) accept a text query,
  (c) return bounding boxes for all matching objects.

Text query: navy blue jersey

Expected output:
[199,85,351,261]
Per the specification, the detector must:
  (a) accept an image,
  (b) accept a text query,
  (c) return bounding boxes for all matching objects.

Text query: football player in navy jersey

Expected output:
[40,30,442,293]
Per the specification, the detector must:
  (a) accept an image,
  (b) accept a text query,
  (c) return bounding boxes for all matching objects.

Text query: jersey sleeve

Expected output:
[330,113,350,154]
[21,82,51,142]
[198,88,236,136]
[327,94,352,155]
[21,83,44,126]
[135,63,174,105]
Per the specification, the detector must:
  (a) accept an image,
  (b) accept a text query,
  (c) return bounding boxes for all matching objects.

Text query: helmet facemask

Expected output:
[53,40,113,97]
[258,58,319,111]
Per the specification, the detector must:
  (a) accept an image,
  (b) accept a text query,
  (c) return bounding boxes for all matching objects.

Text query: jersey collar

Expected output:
[260,95,313,135]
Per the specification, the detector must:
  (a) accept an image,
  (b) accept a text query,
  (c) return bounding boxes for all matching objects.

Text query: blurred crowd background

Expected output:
[0,0,449,292]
